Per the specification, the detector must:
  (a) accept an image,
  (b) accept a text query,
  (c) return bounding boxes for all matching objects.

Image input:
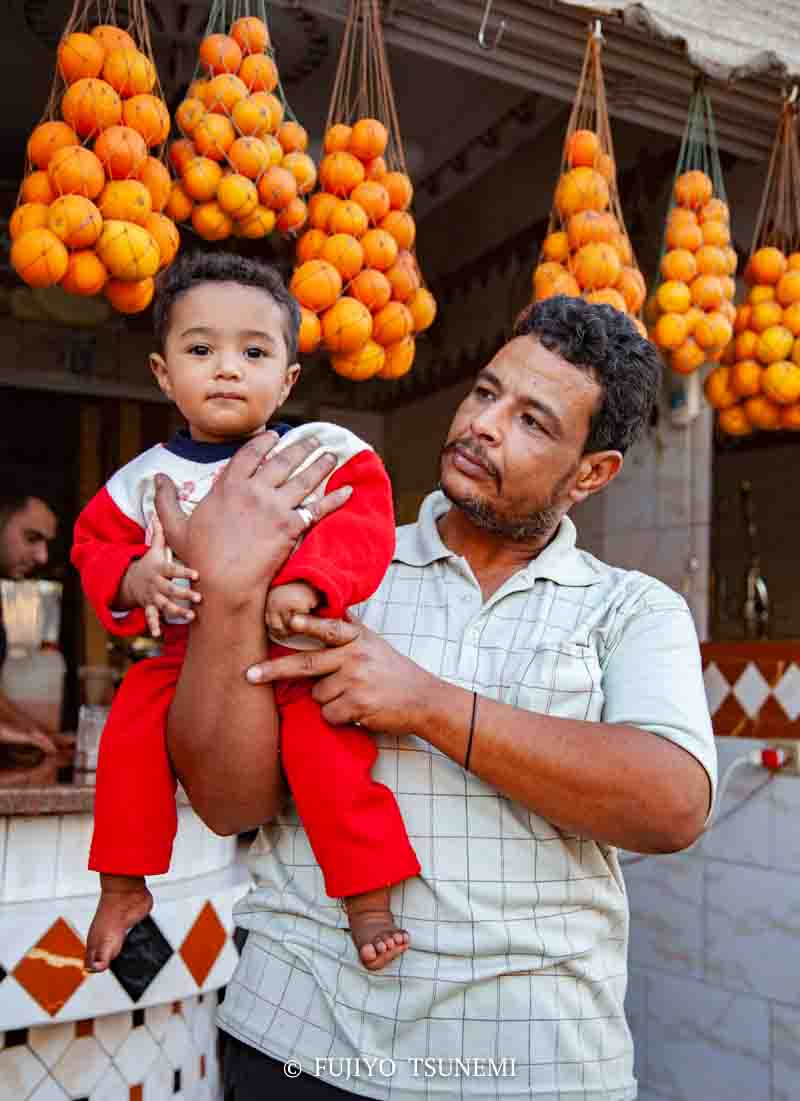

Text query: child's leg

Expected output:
[85,647,184,971]
[276,673,420,970]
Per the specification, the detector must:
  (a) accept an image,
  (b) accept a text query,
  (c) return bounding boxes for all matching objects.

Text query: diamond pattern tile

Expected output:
[733,664,771,718]
[179,903,226,988]
[109,918,173,1004]
[12,919,86,1017]
[775,664,800,721]
[703,662,730,715]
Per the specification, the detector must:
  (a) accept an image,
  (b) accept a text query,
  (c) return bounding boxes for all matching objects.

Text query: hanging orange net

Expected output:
[169,0,314,246]
[289,0,436,381]
[10,0,175,314]
[705,92,800,437]
[530,26,646,329]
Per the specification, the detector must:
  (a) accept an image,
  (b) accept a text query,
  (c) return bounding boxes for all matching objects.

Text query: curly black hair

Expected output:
[153,251,301,364]
[513,295,661,454]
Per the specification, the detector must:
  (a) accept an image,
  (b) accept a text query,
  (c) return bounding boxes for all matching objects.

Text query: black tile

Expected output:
[108,916,173,1003]
[217,986,226,1004]
[0,965,6,985]
[233,927,248,955]
[4,1028,28,1047]
[173,1068,181,1093]
[132,1008,145,1028]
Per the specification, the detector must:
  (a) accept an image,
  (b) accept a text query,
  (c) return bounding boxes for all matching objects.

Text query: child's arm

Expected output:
[270,449,395,618]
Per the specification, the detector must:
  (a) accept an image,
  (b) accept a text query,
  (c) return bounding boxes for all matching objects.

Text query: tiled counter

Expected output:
[0,788,250,1100]
[702,641,800,738]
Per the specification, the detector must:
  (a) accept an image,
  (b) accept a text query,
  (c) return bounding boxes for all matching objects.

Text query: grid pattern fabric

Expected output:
[218,492,716,1100]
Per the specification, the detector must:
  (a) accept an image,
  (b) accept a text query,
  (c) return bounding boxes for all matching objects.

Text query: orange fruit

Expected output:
[779,403,800,429]
[734,304,752,334]
[228,136,271,179]
[193,113,235,160]
[699,199,730,224]
[298,307,321,355]
[144,212,179,269]
[282,152,318,195]
[360,228,399,272]
[21,171,55,205]
[230,16,270,55]
[776,270,800,307]
[665,218,703,252]
[58,32,105,83]
[674,170,713,209]
[91,25,136,54]
[566,210,618,250]
[657,279,691,314]
[749,247,787,285]
[654,312,688,350]
[749,285,776,306]
[573,241,621,290]
[720,276,736,301]
[735,330,759,361]
[296,229,328,264]
[616,267,646,314]
[216,173,258,220]
[235,205,276,239]
[206,73,248,114]
[48,194,103,247]
[348,118,388,162]
[61,249,108,296]
[585,288,627,312]
[385,251,421,303]
[105,276,154,313]
[102,49,156,98]
[554,167,609,218]
[328,199,369,238]
[278,121,309,154]
[308,192,340,231]
[372,301,413,346]
[671,337,706,374]
[379,210,416,251]
[96,219,160,279]
[382,172,414,211]
[321,296,373,353]
[11,227,69,287]
[320,233,364,281]
[277,196,308,237]
[199,34,242,75]
[595,152,615,184]
[756,324,794,365]
[376,335,416,379]
[257,165,298,210]
[408,287,437,333]
[169,138,197,176]
[704,366,738,409]
[365,155,388,181]
[350,181,391,224]
[794,340,800,367]
[94,124,148,179]
[701,219,730,248]
[62,77,122,137]
[176,97,206,136]
[138,156,171,212]
[690,274,724,311]
[191,200,233,241]
[788,252,800,272]
[730,360,762,398]
[331,339,386,381]
[534,269,580,301]
[290,260,343,312]
[744,395,781,429]
[10,203,50,240]
[683,305,704,334]
[232,96,272,137]
[252,92,283,130]
[695,245,728,277]
[48,145,105,199]
[182,157,223,202]
[164,182,194,223]
[350,268,392,313]
[660,248,697,283]
[542,231,569,263]
[750,300,785,332]
[238,54,278,94]
[122,94,170,147]
[320,152,365,197]
[762,361,800,404]
[565,129,600,168]
[694,311,732,351]
[324,124,352,154]
[27,121,80,169]
[782,301,800,336]
[718,405,752,436]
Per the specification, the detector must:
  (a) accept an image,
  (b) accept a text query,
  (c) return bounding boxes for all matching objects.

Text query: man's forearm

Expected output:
[415,679,711,853]
[0,689,39,732]
[167,595,287,835]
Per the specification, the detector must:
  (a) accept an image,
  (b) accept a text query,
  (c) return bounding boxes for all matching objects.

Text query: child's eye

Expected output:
[188,344,210,356]
[245,347,267,360]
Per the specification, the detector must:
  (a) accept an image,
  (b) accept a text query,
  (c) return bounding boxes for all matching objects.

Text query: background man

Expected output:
[156,296,716,1101]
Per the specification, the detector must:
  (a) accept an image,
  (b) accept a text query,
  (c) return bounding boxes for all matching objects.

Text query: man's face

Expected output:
[439,336,602,540]
[0,498,57,579]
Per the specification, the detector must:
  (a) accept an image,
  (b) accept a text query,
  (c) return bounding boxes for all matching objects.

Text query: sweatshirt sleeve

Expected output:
[71,485,149,637]
[271,449,395,618]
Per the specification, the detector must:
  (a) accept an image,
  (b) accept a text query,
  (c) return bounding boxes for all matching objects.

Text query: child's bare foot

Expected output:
[85,874,153,973]
[344,886,410,971]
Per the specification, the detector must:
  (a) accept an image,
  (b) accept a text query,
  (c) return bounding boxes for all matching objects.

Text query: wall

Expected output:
[625,736,800,1101]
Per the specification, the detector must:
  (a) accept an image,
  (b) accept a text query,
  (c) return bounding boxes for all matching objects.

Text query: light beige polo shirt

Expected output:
[218,491,716,1101]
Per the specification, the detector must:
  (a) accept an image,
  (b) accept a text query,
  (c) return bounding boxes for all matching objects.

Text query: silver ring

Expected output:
[295,506,314,531]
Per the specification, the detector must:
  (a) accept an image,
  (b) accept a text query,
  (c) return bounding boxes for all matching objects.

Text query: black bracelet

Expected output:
[464,691,479,772]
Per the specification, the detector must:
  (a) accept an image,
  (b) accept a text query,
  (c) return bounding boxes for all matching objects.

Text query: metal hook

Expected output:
[592,19,604,41]
[478,0,506,51]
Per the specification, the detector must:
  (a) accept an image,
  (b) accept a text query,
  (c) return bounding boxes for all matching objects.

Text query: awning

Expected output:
[559,1,800,82]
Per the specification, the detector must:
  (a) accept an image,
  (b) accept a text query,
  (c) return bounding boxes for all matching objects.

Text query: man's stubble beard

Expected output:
[439,462,575,543]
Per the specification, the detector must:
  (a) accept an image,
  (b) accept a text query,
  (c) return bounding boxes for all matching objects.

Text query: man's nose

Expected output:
[471,404,502,441]
[34,543,48,566]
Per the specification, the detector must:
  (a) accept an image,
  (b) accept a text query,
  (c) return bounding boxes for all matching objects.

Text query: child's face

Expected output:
[150,281,300,442]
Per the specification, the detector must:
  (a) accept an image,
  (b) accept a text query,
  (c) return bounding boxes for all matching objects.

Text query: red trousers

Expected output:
[89,629,420,897]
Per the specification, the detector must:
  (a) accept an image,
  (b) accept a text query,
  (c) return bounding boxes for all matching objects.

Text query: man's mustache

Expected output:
[443,437,500,486]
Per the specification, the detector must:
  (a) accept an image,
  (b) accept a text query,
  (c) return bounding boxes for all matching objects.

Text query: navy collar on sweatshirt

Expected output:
[165,423,294,463]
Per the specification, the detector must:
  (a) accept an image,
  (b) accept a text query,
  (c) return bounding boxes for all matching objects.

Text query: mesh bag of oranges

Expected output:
[288,0,436,382]
[168,1,312,245]
[649,83,737,379]
[531,26,646,329]
[705,91,800,437]
[10,0,177,315]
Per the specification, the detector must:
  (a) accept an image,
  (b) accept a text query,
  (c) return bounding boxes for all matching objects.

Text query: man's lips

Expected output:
[449,443,496,480]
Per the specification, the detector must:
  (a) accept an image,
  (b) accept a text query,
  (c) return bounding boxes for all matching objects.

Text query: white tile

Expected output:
[773,1001,800,1101]
[53,967,121,1023]
[732,664,770,719]
[624,853,704,978]
[703,663,730,716]
[0,975,51,1032]
[94,1010,133,1057]
[625,969,647,1084]
[3,817,59,902]
[701,760,771,867]
[130,952,196,1012]
[142,1052,173,1100]
[144,1002,172,1043]
[92,1062,129,1101]
[54,816,96,898]
[51,1035,110,1097]
[771,773,800,872]
[0,1045,47,1098]
[27,1022,75,1070]
[197,939,239,994]
[113,1019,160,1084]
[28,1076,69,1101]
[706,860,800,1002]
[646,972,769,1101]
[774,663,800,721]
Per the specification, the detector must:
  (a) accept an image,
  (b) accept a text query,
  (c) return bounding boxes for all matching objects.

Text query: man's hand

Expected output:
[266,582,320,638]
[116,513,200,637]
[246,614,437,735]
[154,431,352,610]
[0,723,57,756]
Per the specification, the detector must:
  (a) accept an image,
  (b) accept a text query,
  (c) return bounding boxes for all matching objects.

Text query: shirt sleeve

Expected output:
[71,485,149,637]
[271,449,395,618]
[601,599,717,811]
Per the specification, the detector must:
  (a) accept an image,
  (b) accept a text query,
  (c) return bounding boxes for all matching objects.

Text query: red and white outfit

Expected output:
[72,422,420,898]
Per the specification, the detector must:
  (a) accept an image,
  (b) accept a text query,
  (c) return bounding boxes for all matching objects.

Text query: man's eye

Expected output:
[475,386,493,400]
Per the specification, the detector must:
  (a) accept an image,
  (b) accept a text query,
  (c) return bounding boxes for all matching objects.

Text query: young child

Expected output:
[72,252,420,973]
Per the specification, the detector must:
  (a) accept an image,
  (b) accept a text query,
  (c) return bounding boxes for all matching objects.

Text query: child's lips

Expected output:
[207,391,247,402]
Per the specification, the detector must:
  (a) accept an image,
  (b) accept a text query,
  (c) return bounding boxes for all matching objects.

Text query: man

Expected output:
[0,492,60,758]
[156,296,715,1101]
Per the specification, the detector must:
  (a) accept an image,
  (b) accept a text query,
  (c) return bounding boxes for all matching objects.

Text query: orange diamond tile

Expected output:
[13,917,86,1016]
[130,1086,143,1101]
[712,692,751,738]
[180,902,226,987]
[76,1018,94,1037]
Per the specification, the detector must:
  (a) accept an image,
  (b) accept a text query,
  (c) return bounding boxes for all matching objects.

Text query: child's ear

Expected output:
[280,362,301,404]
[149,353,173,400]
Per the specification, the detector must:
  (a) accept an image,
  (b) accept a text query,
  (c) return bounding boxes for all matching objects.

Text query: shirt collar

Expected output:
[164,422,293,463]
[394,490,602,587]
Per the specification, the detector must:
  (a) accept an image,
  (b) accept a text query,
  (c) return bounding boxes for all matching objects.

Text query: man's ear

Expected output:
[149,353,173,400]
[568,450,624,504]
[279,362,301,405]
